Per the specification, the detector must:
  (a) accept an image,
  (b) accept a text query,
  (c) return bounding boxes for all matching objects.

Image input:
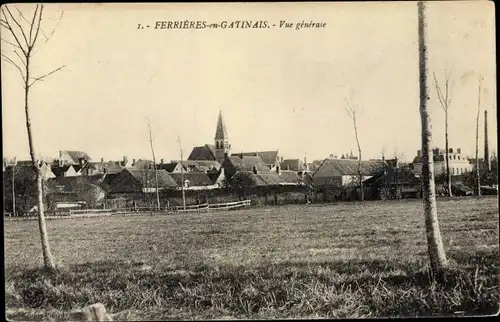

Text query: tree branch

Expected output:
[13,49,27,67]
[0,19,9,29]
[432,72,446,111]
[1,9,28,55]
[1,52,26,82]
[4,6,29,48]
[43,11,63,45]
[28,64,66,87]
[344,98,356,120]
[30,4,44,49]
[27,4,39,44]
[1,37,21,49]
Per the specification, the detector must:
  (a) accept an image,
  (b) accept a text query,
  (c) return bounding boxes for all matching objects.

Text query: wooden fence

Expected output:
[66,199,251,216]
[4,200,252,220]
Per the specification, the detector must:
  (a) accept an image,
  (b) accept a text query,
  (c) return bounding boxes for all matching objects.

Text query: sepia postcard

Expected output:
[2,1,498,320]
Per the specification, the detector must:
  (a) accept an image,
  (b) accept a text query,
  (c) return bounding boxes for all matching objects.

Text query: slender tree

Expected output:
[418,1,448,275]
[433,70,454,197]
[177,136,186,210]
[475,75,483,196]
[12,157,17,215]
[147,118,160,210]
[344,98,364,201]
[1,4,64,270]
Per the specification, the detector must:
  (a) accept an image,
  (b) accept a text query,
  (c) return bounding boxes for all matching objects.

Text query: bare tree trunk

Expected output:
[12,161,16,214]
[445,112,453,197]
[178,136,186,210]
[344,99,363,201]
[147,119,160,210]
[475,76,483,196]
[356,142,363,201]
[25,56,56,270]
[2,4,65,270]
[418,0,448,275]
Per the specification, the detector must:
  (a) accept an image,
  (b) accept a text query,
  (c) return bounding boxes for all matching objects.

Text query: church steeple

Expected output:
[214,110,231,162]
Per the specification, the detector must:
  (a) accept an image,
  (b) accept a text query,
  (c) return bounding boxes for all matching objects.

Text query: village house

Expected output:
[109,168,178,194]
[89,156,129,175]
[228,166,309,204]
[280,157,311,176]
[131,159,155,169]
[362,162,422,200]
[57,150,92,166]
[231,150,280,170]
[412,148,473,176]
[222,154,271,179]
[46,175,106,211]
[159,159,221,174]
[312,158,387,201]
[169,172,219,190]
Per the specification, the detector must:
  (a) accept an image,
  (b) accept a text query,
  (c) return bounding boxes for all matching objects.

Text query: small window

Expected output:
[458,155,461,160]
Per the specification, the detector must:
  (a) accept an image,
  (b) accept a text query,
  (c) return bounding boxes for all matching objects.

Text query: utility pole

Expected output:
[178,136,186,210]
[147,118,161,210]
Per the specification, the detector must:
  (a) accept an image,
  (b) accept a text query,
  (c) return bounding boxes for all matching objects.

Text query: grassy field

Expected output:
[4,196,499,320]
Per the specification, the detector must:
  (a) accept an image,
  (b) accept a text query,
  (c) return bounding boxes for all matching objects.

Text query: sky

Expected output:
[1,1,496,164]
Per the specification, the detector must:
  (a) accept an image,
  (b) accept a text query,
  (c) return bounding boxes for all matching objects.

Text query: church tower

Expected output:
[214,110,231,162]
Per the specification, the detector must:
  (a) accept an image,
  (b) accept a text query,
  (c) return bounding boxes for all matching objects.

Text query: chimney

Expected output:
[59,150,63,158]
[160,159,164,165]
[132,159,136,166]
[100,158,104,164]
[485,110,491,170]
[304,156,307,166]
[280,156,284,163]
[240,152,244,159]
[123,156,128,167]
[417,150,421,158]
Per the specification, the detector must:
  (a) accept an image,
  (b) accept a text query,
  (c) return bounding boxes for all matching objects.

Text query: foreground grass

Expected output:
[4,197,499,319]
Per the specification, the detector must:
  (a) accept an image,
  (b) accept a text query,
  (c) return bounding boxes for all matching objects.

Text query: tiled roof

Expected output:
[158,160,221,173]
[313,159,387,178]
[226,156,270,172]
[157,162,180,173]
[280,159,305,171]
[180,160,221,172]
[126,169,178,188]
[231,151,278,166]
[233,170,304,186]
[363,167,420,186]
[63,151,92,164]
[132,159,155,169]
[47,175,103,193]
[169,172,214,186]
[188,144,217,161]
[307,160,323,172]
